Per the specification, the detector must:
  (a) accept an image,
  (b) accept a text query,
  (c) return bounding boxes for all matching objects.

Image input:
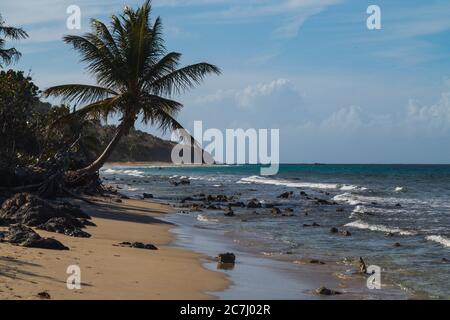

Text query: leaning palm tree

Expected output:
[44,0,220,179]
[0,14,28,67]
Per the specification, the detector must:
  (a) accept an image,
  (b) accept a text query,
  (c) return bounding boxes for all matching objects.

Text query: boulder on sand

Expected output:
[0,193,90,227]
[37,217,91,238]
[3,224,69,250]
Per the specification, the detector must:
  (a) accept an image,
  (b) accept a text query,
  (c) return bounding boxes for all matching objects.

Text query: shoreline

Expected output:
[0,197,229,300]
[102,163,414,300]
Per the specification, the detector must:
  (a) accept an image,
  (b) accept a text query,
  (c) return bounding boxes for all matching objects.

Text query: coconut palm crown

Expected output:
[44,0,220,176]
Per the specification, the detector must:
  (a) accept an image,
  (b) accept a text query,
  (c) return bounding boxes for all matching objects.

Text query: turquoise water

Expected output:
[102,164,450,299]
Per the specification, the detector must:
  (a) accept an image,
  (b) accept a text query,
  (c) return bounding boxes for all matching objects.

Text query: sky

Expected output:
[3,0,450,164]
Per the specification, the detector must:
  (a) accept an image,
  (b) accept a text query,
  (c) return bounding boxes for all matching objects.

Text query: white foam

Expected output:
[238,175,362,191]
[350,205,370,218]
[345,220,416,236]
[426,235,450,248]
[333,193,366,205]
[101,168,145,177]
[394,186,405,192]
[197,214,219,223]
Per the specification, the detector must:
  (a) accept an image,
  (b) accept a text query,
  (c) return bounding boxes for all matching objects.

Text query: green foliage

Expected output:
[0,70,40,163]
[0,14,28,67]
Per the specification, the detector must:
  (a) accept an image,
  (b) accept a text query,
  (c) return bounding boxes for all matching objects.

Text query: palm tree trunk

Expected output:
[75,118,133,176]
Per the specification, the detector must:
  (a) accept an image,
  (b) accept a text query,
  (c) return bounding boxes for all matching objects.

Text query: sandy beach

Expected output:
[0,197,229,300]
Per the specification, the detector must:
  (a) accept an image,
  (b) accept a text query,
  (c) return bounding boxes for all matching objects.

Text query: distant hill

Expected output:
[100,126,177,163]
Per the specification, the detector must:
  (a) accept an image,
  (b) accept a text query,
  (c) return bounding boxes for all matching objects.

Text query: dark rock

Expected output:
[37,291,51,299]
[393,242,401,247]
[309,259,325,265]
[0,193,90,227]
[217,252,236,264]
[385,232,394,237]
[143,193,154,199]
[4,224,69,250]
[120,195,130,200]
[330,227,339,233]
[341,230,352,237]
[247,200,262,208]
[300,191,307,196]
[37,217,91,238]
[336,208,344,212]
[224,207,235,217]
[207,194,231,202]
[170,178,190,186]
[113,198,123,203]
[24,237,69,250]
[118,241,158,250]
[312,222,320,227]
[442,258,448,263]
[315,286,342,296]
[314,198,336,205]
[277,191,293,199]
[271,207,281,214]
[395,203,402,207]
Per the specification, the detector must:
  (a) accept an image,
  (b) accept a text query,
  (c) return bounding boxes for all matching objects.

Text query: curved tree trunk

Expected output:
[74,117,134,177]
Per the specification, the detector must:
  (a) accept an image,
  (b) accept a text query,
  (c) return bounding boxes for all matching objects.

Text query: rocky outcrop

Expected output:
[1,224,68,250]
[37,217,91,238]
[0,193,93,240]
[0,193,90,227]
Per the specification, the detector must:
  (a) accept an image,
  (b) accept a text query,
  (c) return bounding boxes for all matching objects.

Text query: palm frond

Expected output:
[43,84,118,105]
[148,63,221,96]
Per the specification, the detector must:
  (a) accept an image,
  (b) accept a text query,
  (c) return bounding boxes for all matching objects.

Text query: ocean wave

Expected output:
[102,168,145,177]
[345,220,416,236]
[238,175,363,191]
[426,235,450,248]
[394,186,405,192]
[349,205,371,218]
[333,193,366,205]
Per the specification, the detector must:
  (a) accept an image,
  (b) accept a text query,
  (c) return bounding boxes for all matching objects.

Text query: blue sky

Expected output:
[3,0,450,163]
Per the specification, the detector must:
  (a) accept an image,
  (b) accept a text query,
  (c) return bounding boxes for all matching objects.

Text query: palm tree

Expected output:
[0,14,28,67]
[44,0,220,178]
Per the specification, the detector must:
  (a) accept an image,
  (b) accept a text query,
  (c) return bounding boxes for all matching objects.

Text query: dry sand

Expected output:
[0,198,229,300]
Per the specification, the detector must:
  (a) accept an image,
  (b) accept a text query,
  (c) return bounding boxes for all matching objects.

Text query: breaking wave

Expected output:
[345,220,417,236]
[238,175,364,191]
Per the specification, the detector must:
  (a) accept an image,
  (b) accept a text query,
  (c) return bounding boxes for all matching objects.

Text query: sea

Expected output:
[101,164,450,299]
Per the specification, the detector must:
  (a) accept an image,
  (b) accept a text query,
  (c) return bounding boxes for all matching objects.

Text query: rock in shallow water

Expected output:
[315,286,342,296]
[217,252,236,264]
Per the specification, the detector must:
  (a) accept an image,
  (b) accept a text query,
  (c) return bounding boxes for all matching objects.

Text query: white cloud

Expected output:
[195,78,293,107]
